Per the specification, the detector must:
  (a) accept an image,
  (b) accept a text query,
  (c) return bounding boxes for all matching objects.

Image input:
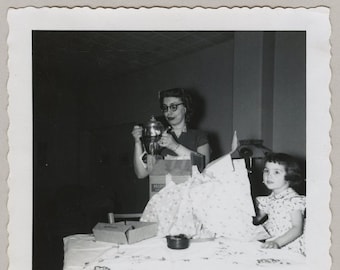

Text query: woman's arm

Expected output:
[133,141,149,179]
[262,210,304,249]
[162,133,210,163]
[131,126,149,179]
[197,143,210,164]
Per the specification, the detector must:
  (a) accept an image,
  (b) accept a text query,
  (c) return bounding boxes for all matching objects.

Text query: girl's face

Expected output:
[162,97,186,127]
[263,162,289,193]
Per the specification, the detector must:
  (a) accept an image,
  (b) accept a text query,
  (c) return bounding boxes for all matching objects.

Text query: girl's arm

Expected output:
[262,210,304,249]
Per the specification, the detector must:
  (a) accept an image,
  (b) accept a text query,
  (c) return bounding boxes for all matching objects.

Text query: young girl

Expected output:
[254,153,306,255]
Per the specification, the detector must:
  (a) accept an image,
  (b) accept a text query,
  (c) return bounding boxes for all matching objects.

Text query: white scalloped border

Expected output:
[6,6,331,270]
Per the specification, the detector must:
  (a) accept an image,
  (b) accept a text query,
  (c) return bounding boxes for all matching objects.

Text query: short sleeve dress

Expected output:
[257,188,306,255]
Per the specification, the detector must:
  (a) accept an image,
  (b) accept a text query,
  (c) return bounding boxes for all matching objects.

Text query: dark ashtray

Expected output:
[166,234,190,249]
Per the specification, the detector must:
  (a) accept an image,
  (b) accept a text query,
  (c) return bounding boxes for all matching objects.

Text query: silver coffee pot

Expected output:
[142,116,165,155]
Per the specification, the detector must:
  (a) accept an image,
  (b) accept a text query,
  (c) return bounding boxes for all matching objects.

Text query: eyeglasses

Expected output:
[161,103,184,112]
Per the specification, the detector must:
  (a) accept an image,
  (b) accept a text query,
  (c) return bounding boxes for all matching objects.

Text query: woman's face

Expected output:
[263,162,289,193]
[162,97,186,127]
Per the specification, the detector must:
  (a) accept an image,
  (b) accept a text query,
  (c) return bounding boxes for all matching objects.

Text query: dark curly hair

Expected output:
[264,152,303,187]
[158,88,193,123]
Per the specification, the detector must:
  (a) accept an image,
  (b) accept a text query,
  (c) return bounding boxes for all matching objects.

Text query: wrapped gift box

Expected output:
[149,159,192,198]
[93,221,158,244]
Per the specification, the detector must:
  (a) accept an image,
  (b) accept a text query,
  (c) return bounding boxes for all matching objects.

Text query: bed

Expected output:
[63,234,307,270]
[63,155,307,270]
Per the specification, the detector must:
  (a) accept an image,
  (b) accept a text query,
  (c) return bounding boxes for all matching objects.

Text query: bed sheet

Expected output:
[63,234,307,270]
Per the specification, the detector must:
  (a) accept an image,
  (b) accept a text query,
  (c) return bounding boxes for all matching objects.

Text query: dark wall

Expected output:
[33,33,235,207]
[82,41,235,157]
[273,32,306,159]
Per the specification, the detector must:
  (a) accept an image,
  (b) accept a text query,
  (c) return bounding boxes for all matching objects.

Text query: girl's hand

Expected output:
[261,240,280,249]
[159,132,179,151]
[261,210,304,250]
[131,125,143,143]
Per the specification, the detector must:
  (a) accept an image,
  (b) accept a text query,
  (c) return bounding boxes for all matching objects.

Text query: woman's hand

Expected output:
[159,132,179,151]
[261,240,280,249]
[131,125,143,143]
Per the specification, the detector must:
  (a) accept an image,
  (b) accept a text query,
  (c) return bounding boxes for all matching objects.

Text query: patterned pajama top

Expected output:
[257,188,306,255]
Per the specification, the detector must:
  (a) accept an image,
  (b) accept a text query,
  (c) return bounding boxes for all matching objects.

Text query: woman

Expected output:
[131,88,210,179]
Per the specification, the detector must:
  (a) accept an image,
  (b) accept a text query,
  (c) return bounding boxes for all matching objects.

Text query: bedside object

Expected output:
[166,234,190,249]
[231,139,271,173]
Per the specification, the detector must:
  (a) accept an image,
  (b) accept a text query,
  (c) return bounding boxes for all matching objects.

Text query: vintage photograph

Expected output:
[32,30,307,270]
[6,7,331,270]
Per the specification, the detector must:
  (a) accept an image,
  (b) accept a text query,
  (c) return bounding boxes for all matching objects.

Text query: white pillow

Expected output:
[191,156,258,241]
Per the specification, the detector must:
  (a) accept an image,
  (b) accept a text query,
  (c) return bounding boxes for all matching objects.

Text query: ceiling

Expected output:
[35,31,234,76]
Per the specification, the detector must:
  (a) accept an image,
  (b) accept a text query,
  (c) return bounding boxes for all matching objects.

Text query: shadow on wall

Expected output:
[188,89,223,160]
[187,88,205,129]
[208,132,223,160]
[295,157,306,196]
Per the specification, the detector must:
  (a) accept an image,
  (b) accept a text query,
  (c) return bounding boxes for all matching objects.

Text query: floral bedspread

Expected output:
[63,155,307,270]
[141,155,263,240]
[63,234,307,270]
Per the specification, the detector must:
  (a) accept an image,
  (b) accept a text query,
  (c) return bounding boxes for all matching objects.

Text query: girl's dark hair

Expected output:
[264,152,303,187]
[158,88,193,123]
